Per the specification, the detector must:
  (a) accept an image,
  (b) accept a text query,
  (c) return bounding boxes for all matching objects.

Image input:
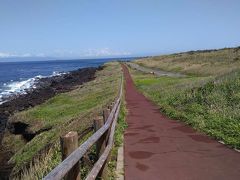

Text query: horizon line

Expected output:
[0,45,239,62]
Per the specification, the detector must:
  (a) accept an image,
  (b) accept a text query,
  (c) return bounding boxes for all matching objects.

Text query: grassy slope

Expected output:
[130,47,240,149]
[3,62,122,175]
[136,47,240,76]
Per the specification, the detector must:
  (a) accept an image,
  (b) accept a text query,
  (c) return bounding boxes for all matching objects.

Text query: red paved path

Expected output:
[122,64,240,180]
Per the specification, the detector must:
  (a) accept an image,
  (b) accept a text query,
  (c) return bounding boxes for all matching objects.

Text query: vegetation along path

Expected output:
[122,64,240,180]
[126,62,185,77]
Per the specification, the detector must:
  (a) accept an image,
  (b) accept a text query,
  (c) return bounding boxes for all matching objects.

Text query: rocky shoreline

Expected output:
[0,66,100,179]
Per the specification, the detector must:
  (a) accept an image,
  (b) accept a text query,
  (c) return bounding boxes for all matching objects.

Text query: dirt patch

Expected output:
[0,150,14,180]
[8,122,52,142]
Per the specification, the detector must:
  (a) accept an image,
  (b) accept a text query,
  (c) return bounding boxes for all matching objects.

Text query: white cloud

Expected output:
[0,51,46,58]
[36,53,46,57]
[0,52,12,58]
[52,49,75,57]
[0,48,131,59]
[51,48,131,58]
[21,53,32,57]
[82,48,131,57]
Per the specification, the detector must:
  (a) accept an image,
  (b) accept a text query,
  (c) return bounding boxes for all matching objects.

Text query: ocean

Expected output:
[0,58,133,104]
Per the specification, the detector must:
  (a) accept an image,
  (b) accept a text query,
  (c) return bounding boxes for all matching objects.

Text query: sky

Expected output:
[0,0,240,59]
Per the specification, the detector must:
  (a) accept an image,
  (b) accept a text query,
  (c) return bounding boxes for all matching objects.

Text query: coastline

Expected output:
[0,62,122,179]
[0,66,100,142]
[0,66,100,178]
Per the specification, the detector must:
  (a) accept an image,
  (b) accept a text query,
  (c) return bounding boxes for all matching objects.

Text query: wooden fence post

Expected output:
[103,108,111,123]
[93,108,111,179]
[93,116,106,157]
[60,131,80,180]
[108,102,114,111]
[94,115,109,179]
[101,106,115,179]
[103,108,113,146]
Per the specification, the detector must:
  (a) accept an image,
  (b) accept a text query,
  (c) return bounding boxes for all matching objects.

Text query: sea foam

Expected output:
[0,71,65,105]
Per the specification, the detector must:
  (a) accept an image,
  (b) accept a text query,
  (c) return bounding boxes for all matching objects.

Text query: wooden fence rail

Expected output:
[86,104,120,180]
[44,76,123,180]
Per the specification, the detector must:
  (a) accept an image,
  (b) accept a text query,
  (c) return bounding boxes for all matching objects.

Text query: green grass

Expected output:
[130,66,240,149]
[135,47,240,76]
[3,62,122,176]
[114,99,128,148]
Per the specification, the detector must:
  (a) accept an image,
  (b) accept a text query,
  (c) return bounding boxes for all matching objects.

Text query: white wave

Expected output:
[0,71,66,105]
[0,78,36,103]
[0,100,7,105]
[6,78,36,93]
[51,71,67,77]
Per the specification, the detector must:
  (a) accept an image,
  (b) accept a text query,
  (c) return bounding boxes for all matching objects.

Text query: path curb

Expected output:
[116,145,124,180]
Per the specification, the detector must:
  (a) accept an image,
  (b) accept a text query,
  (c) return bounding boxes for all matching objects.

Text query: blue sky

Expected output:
[0,0,240,59]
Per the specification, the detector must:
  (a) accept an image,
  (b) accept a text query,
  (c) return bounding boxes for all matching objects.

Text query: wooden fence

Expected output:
[44,76,123,180]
